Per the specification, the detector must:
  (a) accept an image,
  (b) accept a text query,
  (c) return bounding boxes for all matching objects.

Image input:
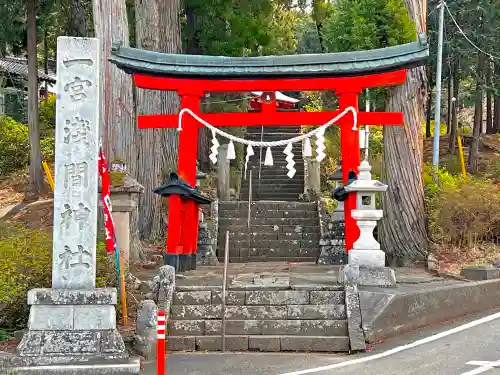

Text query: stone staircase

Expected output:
[167,287,359,352]
[240,125,304,201]
[217,201,321,263]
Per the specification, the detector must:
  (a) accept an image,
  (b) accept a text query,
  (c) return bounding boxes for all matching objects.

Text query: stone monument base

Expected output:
[13,288,139,373]
[2,356,141,374]
[340,264,396,287]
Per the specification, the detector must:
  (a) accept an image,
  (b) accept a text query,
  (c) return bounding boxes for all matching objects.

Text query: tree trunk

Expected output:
[380,0,429,266]
[486,60,493,134]
[25,0,44,200]
[134,0,181,241]
[185,3,210,171]
[449,60,459,153]
[69,0,87,37]
[468,53,485,174]
[425,67,432,138]
[92,0,141,257]
[446,67,452,134]
[494,63,500,132]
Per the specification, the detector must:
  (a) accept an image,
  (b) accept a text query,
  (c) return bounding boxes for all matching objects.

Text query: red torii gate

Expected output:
[110,35,428,266]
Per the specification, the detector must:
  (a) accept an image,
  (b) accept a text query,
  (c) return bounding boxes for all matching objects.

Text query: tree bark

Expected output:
[468,53,485,174]
[425,67,432,138]
[494,63,500,132]
[92,0,142,257]
[486,60,493,134]
[446,66,452,134]
[134,0,181,241]
[449,60,459,153]
[25,0,44,200]
[380,0,429,266]
[69,0,87,37]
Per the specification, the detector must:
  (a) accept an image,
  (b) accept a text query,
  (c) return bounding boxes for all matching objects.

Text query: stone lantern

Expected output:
[343,160,395,286]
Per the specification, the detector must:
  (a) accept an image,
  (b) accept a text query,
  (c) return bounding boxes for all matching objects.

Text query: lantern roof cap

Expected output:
[153,172,212,205]
[109,34,428,79]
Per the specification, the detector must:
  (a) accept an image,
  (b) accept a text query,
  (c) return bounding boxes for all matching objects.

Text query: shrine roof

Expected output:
[109,34,428,79]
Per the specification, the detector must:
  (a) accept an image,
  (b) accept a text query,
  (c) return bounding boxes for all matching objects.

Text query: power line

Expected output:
[443,1,500,60]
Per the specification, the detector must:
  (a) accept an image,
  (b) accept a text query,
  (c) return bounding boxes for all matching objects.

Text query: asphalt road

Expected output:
[143,310,500,375]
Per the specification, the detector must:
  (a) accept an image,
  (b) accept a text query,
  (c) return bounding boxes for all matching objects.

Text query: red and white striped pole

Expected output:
[157,310,166,375]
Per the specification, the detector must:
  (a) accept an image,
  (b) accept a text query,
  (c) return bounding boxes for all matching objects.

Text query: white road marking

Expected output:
[278,310,500,375]
[461,360,500,375]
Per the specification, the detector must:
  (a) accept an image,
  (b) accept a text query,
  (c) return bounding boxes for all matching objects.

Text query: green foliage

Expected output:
[0,115,56,173]
[423,165,500,246]
[321,0,416,53]
[0,224,115,328]
[40,134,55,162]
[183,0,299,57]
[39,95,56,132]
[0,116,29,175]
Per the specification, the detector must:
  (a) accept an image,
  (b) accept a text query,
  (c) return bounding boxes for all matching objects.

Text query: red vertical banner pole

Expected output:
[177,93,201,270]
[338,91,361,253]
[156,310,166,375]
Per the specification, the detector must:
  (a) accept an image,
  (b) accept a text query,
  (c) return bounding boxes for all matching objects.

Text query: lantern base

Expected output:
[340,264,396,287]
[348,249,386,268]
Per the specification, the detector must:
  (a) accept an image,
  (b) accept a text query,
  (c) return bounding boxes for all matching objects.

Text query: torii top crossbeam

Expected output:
[109,34,428,257]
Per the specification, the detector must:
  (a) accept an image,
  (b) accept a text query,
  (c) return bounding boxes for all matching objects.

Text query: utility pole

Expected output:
[433,0,445,168]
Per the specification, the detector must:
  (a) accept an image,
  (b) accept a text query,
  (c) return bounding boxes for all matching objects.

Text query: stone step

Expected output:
[240,186,304,194]
[170,303,346,320]
[222,256,318,263]
[172,290,345,306]
[219,201,317,210]
[218,250,319,263]
[218,224,319,233]
[168,319,348,336]
[240,193,301,201]
[217,226,320,238]
[219,210,318,219]
[219,239,318,249]
[167,335,350,352]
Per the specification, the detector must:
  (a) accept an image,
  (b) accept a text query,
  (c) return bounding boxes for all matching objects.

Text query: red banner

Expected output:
[98,148,116,253]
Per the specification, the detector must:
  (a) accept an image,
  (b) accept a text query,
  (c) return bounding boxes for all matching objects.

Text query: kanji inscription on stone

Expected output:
[64,116,91,145]
[52,37,100,289]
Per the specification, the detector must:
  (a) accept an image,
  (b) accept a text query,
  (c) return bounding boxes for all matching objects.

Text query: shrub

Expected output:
[39,95,56,133]
[424,165,500,246]
[0,116,29,175]
[0,225,116,328]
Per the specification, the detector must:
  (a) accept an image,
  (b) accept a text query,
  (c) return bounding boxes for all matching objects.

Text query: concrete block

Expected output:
[27,288,117,305]
[205,320,261,335]
[309,291,345,305]
[226,306,287,320]
[173,291,212,305]
[280,336,350,352]
[42,332,99,354]
[28,306,73,330]
[248,336,281,352]
[170,305,221,320]
[460,267,500,281]
[287,305,346,320]
[261,320,302,335]
[195,336,249,351]
[345,284,366,351]
[211,291,246,305]
[301,320,348,336]
[167,336,196,351]
[245,291,309,305]
[168,320,205,336]
[73,305,116,330]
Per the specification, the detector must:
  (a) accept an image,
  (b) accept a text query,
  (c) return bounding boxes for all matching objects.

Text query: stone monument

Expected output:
[341,160,396,286]
[11,37,140,373]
